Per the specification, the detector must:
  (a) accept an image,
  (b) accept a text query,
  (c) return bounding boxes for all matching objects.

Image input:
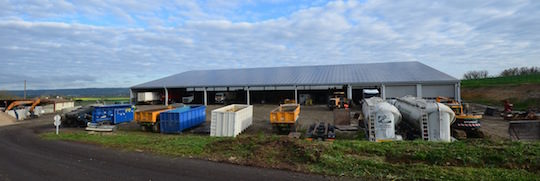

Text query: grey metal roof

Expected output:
[132,61,458,89]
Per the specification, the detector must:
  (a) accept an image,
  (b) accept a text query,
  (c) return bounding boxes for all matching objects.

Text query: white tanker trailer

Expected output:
[362,97,402,142]
[392,96,456,142]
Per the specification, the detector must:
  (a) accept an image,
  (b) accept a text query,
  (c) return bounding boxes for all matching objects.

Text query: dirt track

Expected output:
[0,114,332,181]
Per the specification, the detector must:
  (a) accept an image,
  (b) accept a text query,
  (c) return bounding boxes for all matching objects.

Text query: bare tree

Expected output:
[500,66,540,77]
[463,70,489,80]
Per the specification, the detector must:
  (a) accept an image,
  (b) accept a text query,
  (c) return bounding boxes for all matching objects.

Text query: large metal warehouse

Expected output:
[130,61,460,105]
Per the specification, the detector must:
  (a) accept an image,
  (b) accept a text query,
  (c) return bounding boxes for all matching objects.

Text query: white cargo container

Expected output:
[393,96,456,142]
[210,104,253,137]
[362,97,402,142]
[137,92,160,103]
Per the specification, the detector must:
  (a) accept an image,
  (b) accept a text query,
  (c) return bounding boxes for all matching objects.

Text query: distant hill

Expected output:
[4,88,129,98]
[461,74,540,110]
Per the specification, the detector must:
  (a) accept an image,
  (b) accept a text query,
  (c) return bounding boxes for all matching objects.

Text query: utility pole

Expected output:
[24,80,26,99]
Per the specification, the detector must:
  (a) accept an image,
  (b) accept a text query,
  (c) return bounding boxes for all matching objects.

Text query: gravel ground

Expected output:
[128,104,361,135]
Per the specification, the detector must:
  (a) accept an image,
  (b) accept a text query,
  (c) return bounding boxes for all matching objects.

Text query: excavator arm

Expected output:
[5,98,41,112]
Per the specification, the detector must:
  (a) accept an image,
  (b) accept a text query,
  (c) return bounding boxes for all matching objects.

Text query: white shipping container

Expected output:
[137,92,160,102]
[211,104,253,137]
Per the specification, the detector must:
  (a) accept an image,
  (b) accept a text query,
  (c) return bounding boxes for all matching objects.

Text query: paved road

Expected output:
[0,115,332,181]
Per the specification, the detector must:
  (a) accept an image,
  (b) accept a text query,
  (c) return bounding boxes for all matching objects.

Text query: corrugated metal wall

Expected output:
[385,85,416,98]
[422,84,455,98]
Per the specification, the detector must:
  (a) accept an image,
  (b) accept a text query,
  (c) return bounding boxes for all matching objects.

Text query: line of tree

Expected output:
[499,66,540,77]
[463,70,489,80]
[463,66,540,80]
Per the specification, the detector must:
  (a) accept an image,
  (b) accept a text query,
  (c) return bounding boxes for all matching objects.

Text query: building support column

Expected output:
[455,83,461,103]
[246,87,250,105]
[203,87,208,106]
[347,84,353,100]
[294,86,298,104]
[381,84,386,100]
[416,84,422,98]
[129,89,134,105]
[164,87,168,106]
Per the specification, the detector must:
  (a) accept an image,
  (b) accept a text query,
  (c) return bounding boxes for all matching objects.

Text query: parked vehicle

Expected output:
[362,89,379,99]
[328,91,351,110]
[182,94,194,104]
[215,92,238,105]
[137,92,160,104]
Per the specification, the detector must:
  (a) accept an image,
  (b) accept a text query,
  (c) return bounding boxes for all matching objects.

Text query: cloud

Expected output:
[0,0,539,90]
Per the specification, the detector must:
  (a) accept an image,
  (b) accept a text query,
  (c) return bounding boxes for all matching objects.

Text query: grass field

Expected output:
[42,131,540,180]
[461,74,540,88]
[461,74,540,110]
[73,97,130,106]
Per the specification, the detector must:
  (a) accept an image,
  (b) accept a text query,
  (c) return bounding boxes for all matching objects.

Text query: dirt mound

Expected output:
[0,112,16,125]
[462,84,540,109]
[206,136,323,171]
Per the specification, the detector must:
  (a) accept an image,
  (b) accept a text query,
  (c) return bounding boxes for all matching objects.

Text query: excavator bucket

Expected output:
[509,120,540,141]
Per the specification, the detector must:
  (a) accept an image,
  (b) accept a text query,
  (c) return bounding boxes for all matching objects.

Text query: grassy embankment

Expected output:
[461,74,540,110]
[73,97,130,106]
[43,131,540,180]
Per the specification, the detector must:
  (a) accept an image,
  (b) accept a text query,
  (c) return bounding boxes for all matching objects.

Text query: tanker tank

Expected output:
[362,97,402,142]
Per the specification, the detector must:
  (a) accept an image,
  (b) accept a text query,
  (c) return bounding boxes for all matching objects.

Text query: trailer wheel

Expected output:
[152,123,160,133]
[141,126,148,132]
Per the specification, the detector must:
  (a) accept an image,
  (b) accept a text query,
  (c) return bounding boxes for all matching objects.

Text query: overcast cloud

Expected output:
[1,0,539,90]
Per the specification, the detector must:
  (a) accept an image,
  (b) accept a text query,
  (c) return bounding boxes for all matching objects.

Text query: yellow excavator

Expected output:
[436,96,483,138]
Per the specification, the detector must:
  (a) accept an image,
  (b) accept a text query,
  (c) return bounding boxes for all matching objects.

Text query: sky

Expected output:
[1,0,539,90]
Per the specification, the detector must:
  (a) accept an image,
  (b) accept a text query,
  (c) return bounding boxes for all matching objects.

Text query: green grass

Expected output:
[74,97,129,101]
[73,97,130,106]
[461,74,540,88]
[42,131,540,180]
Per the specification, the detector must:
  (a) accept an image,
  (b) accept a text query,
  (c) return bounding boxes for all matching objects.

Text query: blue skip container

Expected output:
[159,105,206,134]
[91,104,134,124]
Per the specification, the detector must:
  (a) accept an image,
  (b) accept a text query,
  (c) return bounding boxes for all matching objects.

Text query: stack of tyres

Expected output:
[160,106,206,134]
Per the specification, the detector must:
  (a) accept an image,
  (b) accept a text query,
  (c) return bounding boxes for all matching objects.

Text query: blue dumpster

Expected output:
[160,105,206,134]
[91,104,134,124]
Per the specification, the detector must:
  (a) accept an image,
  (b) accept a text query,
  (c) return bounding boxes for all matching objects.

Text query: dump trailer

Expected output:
[159,105,206,134]
[392,96,456,142]
[270,104,300,133]
[134,106,175,132]
[362,97,402,142]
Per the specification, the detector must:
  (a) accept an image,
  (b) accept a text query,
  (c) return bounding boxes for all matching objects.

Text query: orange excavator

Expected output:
[4,98,41,117]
